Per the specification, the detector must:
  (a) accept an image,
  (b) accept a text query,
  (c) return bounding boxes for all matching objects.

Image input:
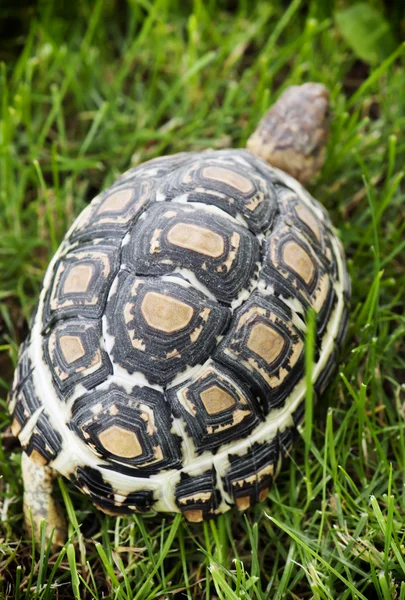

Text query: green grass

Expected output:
[1,1,405,598]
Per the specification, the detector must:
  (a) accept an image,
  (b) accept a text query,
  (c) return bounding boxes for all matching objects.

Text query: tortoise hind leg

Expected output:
[21,452,67,548]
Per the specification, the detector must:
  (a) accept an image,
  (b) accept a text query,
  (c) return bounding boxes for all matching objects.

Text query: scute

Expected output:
[168,360,262,455]
[71,180,153,242]
[9,343,63,467]
[9,341,40,437]
[71,466,157,514]
[69,383,182,475]
[261,218,337,335]
[155,152,278,233]
[9,148,350,520]
[111,152,197,188]
[214,293,305,414]
[221,439,280,509]
[44,318,112,398]
[175,469,221,521]
[42,241,120,327]
[123,202,260,304]
[105,271,230,385]
[22,412,63,466]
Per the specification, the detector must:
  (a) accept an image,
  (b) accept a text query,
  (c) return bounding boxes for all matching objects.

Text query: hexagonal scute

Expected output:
[70,180,153,242]
[122,203,260,304]
[155,151,278,233]
[167,360,263,455]
[42,241,120,328]
[261,218,337,336]
[69,383,182,475]
[43,318,112,398]
[214,293,305,414]
[106,271,230,385]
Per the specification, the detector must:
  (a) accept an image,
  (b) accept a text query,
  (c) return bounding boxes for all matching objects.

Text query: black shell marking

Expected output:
[71,180,153,243]
[175,470,221,520]
[156,154,278,233]
[71,466,156,514]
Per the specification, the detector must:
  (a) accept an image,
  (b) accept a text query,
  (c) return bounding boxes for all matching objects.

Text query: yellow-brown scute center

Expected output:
[98,188,133,214]
[294,204,320,240]
[99,426,143,458]
[247,323,285,365]
[202,166,254,194]
[200,385,236,415]
[167,223,224,257]
[63,264,93,294]
[59,335,85,364]
[282,241,314,285]
[141,292,194,333]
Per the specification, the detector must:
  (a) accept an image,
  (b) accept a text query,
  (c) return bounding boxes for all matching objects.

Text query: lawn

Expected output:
[1,1,405,598]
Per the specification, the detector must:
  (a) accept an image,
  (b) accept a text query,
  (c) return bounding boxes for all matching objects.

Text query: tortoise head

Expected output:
[247,83,330,184]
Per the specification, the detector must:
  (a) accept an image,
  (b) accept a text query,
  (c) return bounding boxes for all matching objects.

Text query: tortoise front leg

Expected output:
[21,452,67,548]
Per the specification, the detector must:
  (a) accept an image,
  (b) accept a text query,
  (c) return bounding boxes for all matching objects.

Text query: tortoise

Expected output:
[8,83,350,546]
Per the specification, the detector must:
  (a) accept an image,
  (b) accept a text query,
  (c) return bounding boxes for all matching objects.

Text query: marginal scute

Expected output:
[221,439,279,509]
[71,466,157,514]
[314,350,338,397]
[8,342,41,435]
[175,470,221,520]
[22,411,63,466]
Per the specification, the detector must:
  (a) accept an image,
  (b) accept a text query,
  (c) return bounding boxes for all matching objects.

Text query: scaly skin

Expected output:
[247,83,330,183]
[22,452,67,549]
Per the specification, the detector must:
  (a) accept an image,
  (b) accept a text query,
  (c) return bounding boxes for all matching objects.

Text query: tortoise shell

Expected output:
[9,149,350,521]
